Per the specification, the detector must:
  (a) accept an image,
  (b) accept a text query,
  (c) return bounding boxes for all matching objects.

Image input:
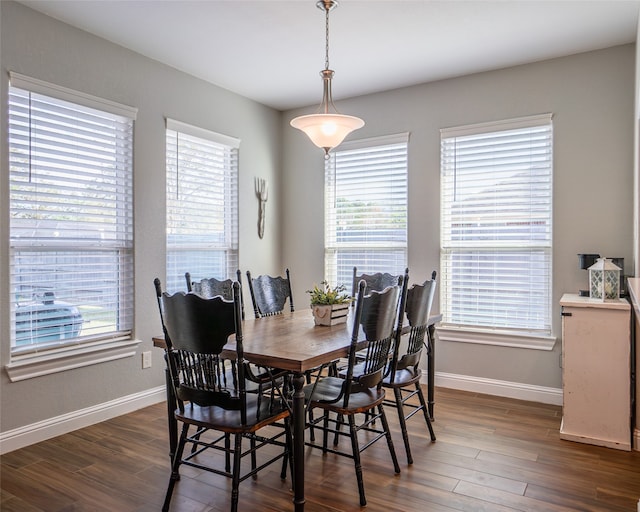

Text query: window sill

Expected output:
[436,325,556,351]
[5,338,141,382]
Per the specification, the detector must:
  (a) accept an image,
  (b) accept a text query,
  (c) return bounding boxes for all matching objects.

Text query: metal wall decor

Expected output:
[255,177,268,239]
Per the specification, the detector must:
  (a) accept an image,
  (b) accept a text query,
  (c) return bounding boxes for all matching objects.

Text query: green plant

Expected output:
[306,281,353,305]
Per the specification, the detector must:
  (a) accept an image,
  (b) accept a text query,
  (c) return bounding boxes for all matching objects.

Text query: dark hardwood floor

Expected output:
[2,387,640,511]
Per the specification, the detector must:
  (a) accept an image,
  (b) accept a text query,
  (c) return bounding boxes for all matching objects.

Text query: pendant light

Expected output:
[290,0,364,157]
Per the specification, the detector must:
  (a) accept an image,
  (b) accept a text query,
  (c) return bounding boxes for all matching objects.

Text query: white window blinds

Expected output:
[325,134,408,289]
[165,119,239,293]
[8,74,136,353]
[440,114,553,333]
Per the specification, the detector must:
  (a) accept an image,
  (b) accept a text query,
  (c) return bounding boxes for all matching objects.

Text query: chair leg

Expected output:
[347,414,367,507]
[281,417,293,480]
[225,433,231,472]
[288,418,295,484]
[416,383,436,442]
[251,436,258,479]
[231,433,243,512]
[162,422,189,512]
[378,404,401,474]
[393,387,414,464]
[333,413,343,446]
[322,410,330,453]
[190,427,203,454]
[308,408,316,442]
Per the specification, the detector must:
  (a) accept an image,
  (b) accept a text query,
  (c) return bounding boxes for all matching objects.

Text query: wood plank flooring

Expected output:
[2,387,640,511]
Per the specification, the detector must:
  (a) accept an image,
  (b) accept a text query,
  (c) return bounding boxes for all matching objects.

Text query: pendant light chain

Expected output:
[324,5,331,71]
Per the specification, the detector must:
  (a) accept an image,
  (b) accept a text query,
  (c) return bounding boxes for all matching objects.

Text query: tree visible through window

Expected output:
[165,119,239,293]
[8,74,135,353]
[440,114,553,335]
[324,134,408,289]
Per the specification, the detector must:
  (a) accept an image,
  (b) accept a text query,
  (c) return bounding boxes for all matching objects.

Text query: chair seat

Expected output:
[304,376,386,414]
[382,367,421,388]
[175,394,290,434]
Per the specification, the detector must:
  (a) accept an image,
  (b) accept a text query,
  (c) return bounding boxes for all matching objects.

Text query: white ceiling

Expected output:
[17,0,640,111]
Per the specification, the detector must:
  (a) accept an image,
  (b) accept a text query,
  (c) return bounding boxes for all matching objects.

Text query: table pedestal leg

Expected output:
[292,372,306,511]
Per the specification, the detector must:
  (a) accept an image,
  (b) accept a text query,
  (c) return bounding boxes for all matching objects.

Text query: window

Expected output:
[165,119,239,293]
[325,134,408,288]
[8,73,136,359]
[439,114,554,348]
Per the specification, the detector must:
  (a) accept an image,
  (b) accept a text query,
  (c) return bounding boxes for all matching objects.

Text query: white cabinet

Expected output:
[626,278,640,451]
[560,293,631,451]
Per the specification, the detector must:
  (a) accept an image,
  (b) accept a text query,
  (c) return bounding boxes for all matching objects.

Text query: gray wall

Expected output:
[282,44,635,390]
[0,1,282,432]
[0,0,635,435]
[635,19,640,278]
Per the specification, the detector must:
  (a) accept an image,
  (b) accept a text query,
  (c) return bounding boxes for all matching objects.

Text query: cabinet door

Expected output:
[561,305,631,450]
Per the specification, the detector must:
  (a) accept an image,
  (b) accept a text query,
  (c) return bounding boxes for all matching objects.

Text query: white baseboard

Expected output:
[0,374,566,454]
[0,385,166,454]
[431,371,563,406]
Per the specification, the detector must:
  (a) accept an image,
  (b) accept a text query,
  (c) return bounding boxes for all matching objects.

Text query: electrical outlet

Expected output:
[142,351,152,369]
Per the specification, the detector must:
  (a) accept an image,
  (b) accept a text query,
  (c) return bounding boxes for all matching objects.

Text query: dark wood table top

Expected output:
[153,309,443,374]
[153,309,355,374]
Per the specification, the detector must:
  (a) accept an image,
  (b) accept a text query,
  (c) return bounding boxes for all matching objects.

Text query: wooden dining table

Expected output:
[153,308,441,511]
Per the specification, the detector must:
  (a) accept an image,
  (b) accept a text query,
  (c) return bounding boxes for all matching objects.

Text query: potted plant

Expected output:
[306,281,353,326]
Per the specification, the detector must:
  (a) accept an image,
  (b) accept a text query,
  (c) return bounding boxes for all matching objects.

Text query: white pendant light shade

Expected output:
[290,113,364,152]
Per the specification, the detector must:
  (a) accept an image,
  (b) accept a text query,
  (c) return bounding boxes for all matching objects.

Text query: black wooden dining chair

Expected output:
[246,268,294,318]
[154,279,292,512]
[185,269,244,319]
[303,279,402,507]
[346,268,407,374]
[382,270,437,464]
[351,266,402,306]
